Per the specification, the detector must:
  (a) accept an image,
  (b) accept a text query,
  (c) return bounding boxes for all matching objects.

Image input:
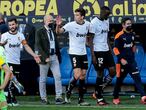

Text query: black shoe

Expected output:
[65,91,71,103]
[7,100,19,106]
[7,97,19,106]
[78,99,90,106]
[55,97,66,105]
[41,99,50,105]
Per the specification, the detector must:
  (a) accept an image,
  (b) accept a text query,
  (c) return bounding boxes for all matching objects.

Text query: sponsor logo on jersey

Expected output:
[76,33,86,37]
[124,42,133,48]
[101,29,108,34]
[9,43,21,48]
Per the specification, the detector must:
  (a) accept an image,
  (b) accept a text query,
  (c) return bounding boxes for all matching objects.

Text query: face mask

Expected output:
[48,23,54,29]
[126,25,132,32]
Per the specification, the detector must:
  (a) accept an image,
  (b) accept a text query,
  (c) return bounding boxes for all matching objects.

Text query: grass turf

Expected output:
[8,95,146,110]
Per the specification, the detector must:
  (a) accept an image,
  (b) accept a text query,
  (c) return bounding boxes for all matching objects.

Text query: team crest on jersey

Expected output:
[132,36,134,40]
[18,36,21,41]
[86,26,89,31]
[123,38,126,41]
[121,68,124,72]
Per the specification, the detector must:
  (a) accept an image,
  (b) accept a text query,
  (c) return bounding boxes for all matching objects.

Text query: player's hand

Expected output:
[0,86,4,90]
[34,54,41,63]
[0,39,8,46]
[56,15,62,26]
[120,58,128,65]
[45,58,50,63]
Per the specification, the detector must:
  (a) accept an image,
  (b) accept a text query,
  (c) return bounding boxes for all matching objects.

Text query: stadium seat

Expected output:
[46,46,93,85]
[140,53,146,84]
[60,47,73,85]
[46,77,54,85]
[46,47,73,86]
[87,64,97,84]
[85,47,92,83]
[135,45,145,70]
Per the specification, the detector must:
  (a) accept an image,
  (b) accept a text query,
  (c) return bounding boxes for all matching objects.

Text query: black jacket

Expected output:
[20,23,35,60]
[35,26,61,64]
[0,22,8,34]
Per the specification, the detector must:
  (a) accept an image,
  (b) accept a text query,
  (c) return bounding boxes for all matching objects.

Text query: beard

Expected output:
[10,27,17,33]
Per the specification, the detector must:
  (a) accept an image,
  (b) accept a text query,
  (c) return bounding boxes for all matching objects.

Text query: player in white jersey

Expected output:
[0,17,40,106]
[89,6,115,105]
[56,8,91,106]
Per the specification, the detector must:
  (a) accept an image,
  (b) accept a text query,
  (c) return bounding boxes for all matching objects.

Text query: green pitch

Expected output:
[9,95,146,110]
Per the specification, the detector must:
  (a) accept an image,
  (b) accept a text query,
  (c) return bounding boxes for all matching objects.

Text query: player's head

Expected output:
[121,17,133,32]
[44,15,54,29]
[100,6,111,20]
[74,8,86,23]
[8,17,18,33]
[19,13,26,17]
[0,13,5,23]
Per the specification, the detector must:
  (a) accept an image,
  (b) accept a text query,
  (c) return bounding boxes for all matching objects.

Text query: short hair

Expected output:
[101,6,110,11]
[0,13,5,23]
[19,13,26,16]
[75,8,86,17]
[7,17,18,24]
[121,17,132,24]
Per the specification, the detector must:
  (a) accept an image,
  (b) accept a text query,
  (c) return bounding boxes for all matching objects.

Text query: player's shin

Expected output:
[11,76,24,93]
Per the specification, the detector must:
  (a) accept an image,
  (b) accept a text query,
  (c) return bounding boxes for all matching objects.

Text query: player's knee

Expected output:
[97,70,104,78]
[109,67,116,76]
[74,69,82,79]
[54,75,61,81]
[39,77,47,83]
[74,73,80,80]
[80,73,86,80]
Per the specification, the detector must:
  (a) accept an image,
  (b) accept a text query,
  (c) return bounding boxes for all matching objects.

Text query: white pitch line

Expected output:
[14,104,146,109]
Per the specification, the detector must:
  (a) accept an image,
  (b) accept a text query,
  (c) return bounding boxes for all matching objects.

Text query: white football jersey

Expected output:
[1,32,25,64]
[63,21,90,55]
[90,17,109,52]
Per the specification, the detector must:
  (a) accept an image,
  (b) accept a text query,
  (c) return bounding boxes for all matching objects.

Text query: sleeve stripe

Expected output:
[115,30,124,39]
[113,47,120,55]
[116,64,121,77]
[2,63,6,67]
[1,63,6,68]
[22,40,27,45]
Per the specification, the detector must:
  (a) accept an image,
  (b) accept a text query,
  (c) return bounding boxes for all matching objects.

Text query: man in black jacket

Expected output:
[36,15,64,105]
[18,13,39,95]
[0,13,8,36]
[0,13,8,47]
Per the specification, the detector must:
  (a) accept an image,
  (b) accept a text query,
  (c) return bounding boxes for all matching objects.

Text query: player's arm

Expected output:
[132,34,136,53]
[87,33,97,65]
[107,35,113,53]
[22,40,41,63]
[56,16,65,34]
[35,29,49,62]
[0,64,11,90]
[87,33,94,53]
[113,34,127,65]
[87,22,97,64]
[0,34,8,46]
[132,45,136,53]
